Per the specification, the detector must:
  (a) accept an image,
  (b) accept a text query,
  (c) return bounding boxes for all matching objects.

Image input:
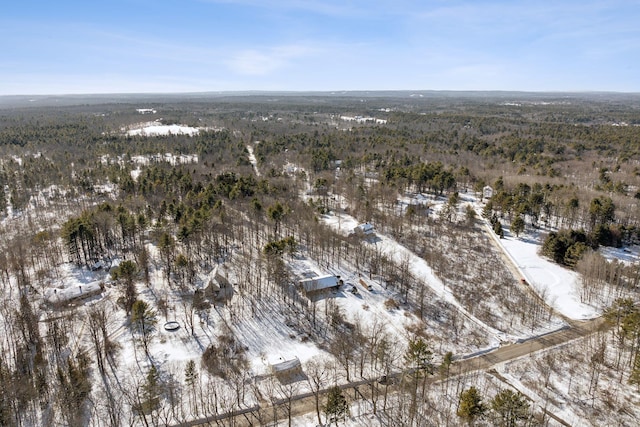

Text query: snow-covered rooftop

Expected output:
[299,274,339,293]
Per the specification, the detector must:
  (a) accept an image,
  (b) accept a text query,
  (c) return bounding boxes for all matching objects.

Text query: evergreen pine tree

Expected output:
[457,386,486,425]
[629,352,640,390]
[324,385,348,425]
[439,351,454,378]
[511,214,525,237]
[131,299,157,355]
[141,365,160,414]
[112,260,138,314]
[491,389,531,427]
[185,360,198,388]
[404,337,434,374]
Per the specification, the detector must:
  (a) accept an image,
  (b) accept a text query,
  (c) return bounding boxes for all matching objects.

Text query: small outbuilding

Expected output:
[483,186,494,200]
[271,358,303,384]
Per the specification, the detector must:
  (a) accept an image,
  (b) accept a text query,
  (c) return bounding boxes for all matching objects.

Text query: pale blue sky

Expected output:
[1,0,639,94]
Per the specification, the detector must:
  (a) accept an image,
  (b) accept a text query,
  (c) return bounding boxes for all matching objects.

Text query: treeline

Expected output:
[0,119,246,216]
[382,160,457,195]
[540,195,640,268]
[60,167,293,267]
[605,299,640,383]
[480,177,640,269]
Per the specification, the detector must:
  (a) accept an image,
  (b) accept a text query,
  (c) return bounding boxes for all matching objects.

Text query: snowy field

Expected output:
[125,122,201,136]
[495,228,600,320]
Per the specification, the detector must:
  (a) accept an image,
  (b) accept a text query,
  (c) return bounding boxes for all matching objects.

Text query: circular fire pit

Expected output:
[164,321,180,331]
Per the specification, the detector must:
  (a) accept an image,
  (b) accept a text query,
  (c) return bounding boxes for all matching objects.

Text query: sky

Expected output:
[1,0,639,95]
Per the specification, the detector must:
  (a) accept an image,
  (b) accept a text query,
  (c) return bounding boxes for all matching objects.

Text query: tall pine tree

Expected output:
[629,352,640,391]
[324,386,348,425]
[457,386,486,425]
[491,389,531,427]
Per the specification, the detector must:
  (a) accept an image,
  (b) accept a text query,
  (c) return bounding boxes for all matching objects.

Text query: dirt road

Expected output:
[456,316,606,373]
[477,212,576,326]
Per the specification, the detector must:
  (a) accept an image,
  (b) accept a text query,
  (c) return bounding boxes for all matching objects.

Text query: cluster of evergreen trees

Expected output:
[458,386,532,426]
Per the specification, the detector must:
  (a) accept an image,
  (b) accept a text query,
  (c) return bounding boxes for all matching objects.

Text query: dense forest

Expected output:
[0,92,639,426]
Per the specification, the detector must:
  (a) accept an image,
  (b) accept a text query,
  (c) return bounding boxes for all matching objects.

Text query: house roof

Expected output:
[299,274,338,292]
[355,222,375,234]
[271,358,301,373]
[44,280,102,303]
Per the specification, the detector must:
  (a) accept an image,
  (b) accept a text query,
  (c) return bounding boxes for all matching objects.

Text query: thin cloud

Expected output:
[225,44,316,75]
[198,0,404,18]
[1,0,638,93]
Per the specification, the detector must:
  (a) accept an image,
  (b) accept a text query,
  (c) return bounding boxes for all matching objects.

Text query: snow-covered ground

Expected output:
[126,122,201,136]
[600,244,640,265]
[321,210,506,348]
[494,229,600,320]
[340,115,387,124]
[246,144,261,177]
[496,331,640,427]
[130,167,142,181]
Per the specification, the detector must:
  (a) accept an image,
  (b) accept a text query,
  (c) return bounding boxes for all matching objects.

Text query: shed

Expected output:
[483,186,494,200]
[299,275,339,293]
[271,358,303,383]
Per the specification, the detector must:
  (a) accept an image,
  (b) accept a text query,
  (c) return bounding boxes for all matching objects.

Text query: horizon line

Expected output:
[3,89,640,98]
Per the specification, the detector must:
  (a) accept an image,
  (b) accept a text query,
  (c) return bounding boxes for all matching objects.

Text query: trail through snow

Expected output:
[246,144,260,177]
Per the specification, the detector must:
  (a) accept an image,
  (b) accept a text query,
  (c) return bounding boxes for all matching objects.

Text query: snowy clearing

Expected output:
[246,144,261,176]
[600,244,640,265]
[493,228,600,320]
[126,123,201,136]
